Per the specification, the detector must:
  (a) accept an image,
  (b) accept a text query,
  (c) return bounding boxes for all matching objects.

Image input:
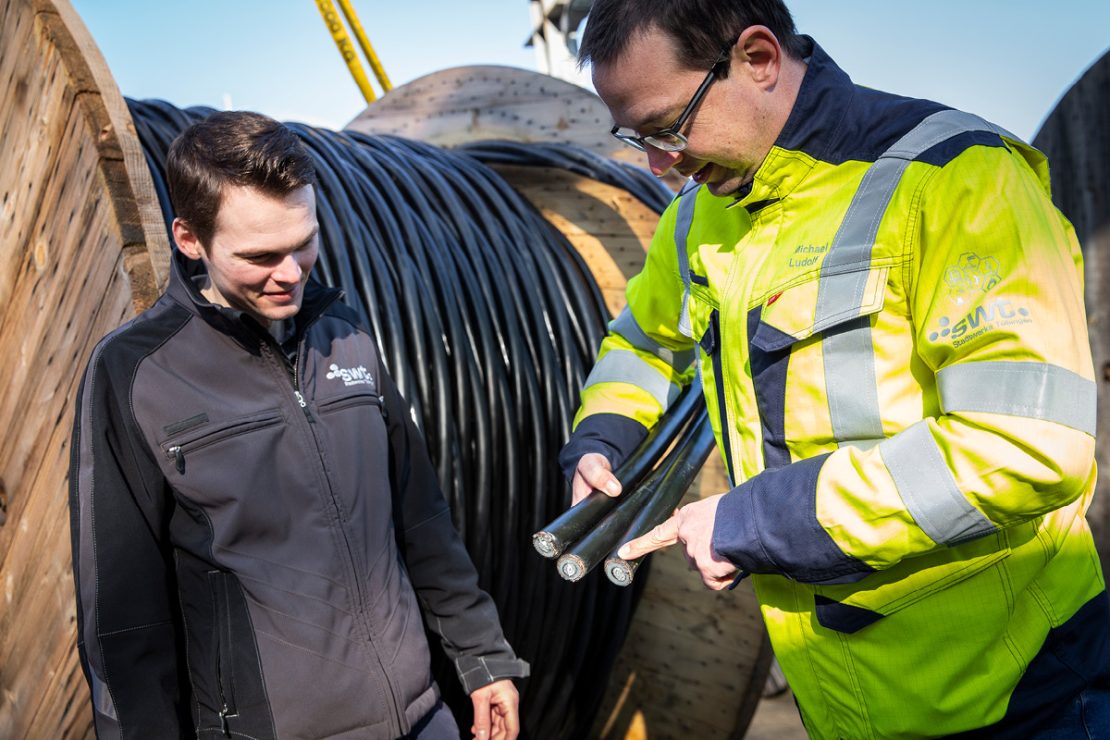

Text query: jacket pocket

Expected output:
[316,391,385,417]
[750,265,889,353]
[811,533,1011,633]
[749,266,890,453]
[208,570,239,727]
[161,408,283,475]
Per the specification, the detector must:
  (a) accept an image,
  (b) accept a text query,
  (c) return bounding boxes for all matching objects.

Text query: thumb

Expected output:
[618,514,680,560]
[577,453,622,498]
[471,689,491,740]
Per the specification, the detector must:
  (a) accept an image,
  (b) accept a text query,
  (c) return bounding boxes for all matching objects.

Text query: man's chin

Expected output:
[251,301,303,325]
[690,163,745,198]
[706,179,743,198]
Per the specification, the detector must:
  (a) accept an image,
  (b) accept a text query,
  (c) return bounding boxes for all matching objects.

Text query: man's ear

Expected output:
[735,25,783,88]
[172,217,205,260]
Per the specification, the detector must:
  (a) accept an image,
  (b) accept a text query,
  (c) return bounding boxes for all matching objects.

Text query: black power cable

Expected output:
[126,99,676,739]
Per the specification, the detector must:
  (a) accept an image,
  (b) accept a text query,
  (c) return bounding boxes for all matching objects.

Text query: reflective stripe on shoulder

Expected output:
[879,421,997,546]
[674,181,700,339]
[937,361,1097,436]
[582,349,682,410]
[609,306,695,371]
[821,110,1004,448]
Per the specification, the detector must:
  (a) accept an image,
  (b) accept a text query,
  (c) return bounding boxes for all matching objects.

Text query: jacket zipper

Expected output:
[208,571,237,736]
[261,331,406,735]
[707,309,736,483]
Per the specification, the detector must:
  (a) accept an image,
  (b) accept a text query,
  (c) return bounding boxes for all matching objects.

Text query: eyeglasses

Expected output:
[610,41,736,153]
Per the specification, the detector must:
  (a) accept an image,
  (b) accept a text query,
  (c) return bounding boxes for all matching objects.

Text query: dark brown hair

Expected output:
[578,0,805,75]
[166,111,317,246]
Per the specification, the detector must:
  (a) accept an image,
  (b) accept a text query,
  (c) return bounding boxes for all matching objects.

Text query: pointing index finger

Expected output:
[618,514,680,560]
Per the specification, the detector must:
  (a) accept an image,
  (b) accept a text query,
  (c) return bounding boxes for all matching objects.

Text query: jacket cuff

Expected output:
[711,453,875,584]
[455,655,531,694]
[558,413,649,481]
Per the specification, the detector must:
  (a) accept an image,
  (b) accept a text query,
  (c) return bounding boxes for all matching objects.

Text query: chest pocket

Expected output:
[161,408,285,478]
[748,265,890,462]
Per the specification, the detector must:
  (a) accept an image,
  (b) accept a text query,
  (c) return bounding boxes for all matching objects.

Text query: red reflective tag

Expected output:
[766,291,783,307]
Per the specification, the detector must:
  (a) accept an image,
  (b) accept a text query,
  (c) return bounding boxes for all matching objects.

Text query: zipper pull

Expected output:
[219,704,231,736]
[169,445,185,474]
[294,390,314,422]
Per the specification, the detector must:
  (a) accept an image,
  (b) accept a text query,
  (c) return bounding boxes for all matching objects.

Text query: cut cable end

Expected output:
[557,554,587,582]
[605,558,635,587]
[532,532,562,559]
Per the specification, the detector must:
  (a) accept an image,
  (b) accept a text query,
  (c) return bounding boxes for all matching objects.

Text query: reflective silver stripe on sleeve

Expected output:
[820,109,999,449]
[609,307,696,371]
[880,421,997,545]
[582,349,681,410]
[938,361,1097,436]
[674,183,700,339]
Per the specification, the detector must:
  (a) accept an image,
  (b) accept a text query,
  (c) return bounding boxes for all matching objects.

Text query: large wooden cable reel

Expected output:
[0,0,165,736]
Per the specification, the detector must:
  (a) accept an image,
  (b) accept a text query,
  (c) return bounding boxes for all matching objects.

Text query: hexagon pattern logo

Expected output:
[944,252,1002,305]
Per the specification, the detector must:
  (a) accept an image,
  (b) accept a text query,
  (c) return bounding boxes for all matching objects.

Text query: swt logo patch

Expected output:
[928,298,1031,348]
[326,363,374,387]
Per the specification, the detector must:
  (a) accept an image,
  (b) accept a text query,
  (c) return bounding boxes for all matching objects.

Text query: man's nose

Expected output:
[273,253,303,284]
[646,146,682,178]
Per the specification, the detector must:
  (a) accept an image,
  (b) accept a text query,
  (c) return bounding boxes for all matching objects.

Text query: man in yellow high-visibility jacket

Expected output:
[558,0,1109,736]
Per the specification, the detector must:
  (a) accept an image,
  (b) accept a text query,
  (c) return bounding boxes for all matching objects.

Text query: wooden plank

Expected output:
[0,0,164,736]
[37,0,170,293]
[0,0,72,311]
[491,165,657,318]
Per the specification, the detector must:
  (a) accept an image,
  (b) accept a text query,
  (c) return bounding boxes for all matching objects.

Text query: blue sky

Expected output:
[71,1,1108,141]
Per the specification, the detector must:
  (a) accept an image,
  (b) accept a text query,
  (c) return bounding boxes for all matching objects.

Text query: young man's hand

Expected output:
[470,679,519,740]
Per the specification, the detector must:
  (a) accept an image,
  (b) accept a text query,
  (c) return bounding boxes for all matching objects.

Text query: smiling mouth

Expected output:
[265,289,298,302]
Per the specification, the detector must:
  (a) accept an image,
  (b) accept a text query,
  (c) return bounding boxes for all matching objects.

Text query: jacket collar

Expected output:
[166,247,342,349]
[736,36,856,208]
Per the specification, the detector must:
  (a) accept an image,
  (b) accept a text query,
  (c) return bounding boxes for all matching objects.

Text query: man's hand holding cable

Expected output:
[571,452,622,505]
[616,493,739,589]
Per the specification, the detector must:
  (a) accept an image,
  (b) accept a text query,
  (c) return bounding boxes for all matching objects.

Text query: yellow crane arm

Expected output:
[315,0,378,104]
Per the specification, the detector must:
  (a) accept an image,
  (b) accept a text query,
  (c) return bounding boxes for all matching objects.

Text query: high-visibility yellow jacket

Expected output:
[563,41,1106,737]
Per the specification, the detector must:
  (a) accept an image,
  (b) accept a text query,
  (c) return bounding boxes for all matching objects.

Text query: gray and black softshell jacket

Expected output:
[69,251,528,739]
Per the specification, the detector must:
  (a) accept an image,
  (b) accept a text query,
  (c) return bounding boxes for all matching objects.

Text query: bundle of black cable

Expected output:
[127,98,673,739]
[531,385,716,587]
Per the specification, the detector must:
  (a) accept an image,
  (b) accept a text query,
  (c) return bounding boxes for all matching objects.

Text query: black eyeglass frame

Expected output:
[610,40,737,153]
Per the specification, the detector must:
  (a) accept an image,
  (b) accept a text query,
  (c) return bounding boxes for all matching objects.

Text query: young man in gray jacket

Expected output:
[69,111,527,739]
